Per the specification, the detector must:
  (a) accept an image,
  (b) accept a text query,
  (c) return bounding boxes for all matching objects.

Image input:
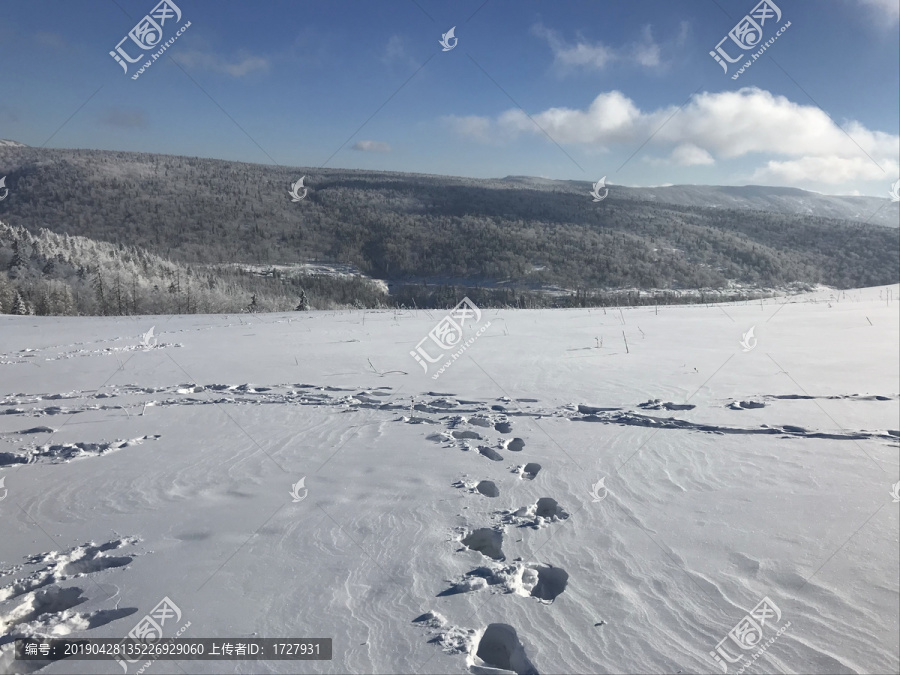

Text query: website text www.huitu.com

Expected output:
[431,321,492,380]
[133,621,192,674]
[731,21,791,80]
[735,621,792,675]
[131,21,191,80]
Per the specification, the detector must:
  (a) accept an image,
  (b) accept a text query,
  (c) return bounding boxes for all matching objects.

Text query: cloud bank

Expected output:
[446,87,900,183]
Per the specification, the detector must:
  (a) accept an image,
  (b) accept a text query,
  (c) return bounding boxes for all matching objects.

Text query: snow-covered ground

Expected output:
[1,286,898,675]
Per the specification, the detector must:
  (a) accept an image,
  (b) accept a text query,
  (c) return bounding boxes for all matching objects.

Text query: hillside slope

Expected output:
[0,222,387,316]
[0,146,897,294]
[501,177,899,226]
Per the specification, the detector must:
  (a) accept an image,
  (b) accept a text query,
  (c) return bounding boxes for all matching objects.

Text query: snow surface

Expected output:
[1,286,898,674]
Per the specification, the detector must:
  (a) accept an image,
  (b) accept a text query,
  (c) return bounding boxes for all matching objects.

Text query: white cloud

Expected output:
[352,140,392,153]
[446,87,900,185]
[646,91,881,156]
[670,144,715,166]
[531,23,669,72]
[382,35,418,70]
[645,143,715,167]
[631,26,661,68]
[750,156,900,184]
[531,24,616,70]
[174,50,269,77]
[858,0,900,23]
[495,90,643,144]
[441,115,497,144]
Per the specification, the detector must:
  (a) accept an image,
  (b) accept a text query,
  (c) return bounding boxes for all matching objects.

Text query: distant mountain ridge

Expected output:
[0,144,897,297]
[499,177,898,228]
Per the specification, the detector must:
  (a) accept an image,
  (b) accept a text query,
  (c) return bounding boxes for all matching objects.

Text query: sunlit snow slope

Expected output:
[1,286,898,675]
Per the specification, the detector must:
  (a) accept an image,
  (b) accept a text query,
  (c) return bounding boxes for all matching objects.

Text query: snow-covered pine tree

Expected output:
[0,274,11,313]
[35,287,51,315]
[11,291,28,315]
[8,241,26,274]
[295,289,309,311]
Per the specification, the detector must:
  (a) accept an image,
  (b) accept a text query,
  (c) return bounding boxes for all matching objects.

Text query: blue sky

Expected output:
[1,0,898,195]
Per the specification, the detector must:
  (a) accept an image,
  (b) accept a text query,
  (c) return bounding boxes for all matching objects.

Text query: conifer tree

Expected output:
[8,242,26,274]
[295,289,309,311]
[93,271,108,315]
[11,291,28,315]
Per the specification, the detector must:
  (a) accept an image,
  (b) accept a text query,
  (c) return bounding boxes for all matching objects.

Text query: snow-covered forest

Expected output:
[0,222,388,316]
[1,146,897,317]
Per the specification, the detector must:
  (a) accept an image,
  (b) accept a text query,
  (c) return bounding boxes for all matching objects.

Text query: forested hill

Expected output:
[1,144,897,292]
[501,176,898,227]
[0,221,387,316]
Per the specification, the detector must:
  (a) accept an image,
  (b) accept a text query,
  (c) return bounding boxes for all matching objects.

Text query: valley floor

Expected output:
[1,286,898,674]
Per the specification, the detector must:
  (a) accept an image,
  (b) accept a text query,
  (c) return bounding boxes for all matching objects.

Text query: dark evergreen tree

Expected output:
[93,271,108,315]
[295,289,309,311]
[8,242,26,274]
[11,291,28,315]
